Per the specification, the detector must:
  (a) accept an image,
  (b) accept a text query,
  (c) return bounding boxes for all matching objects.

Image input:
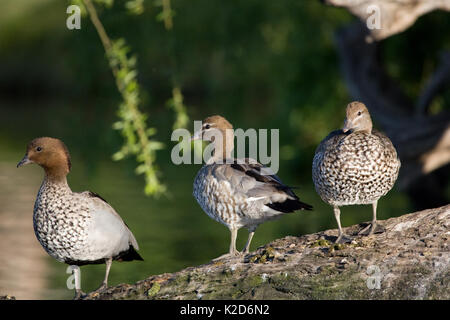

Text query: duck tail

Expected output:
[117,245,144,262]
[266,198,313,213]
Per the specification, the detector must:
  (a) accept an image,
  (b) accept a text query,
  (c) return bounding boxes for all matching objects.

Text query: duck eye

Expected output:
[357,111,362,116]
[36,147,42,152]
[205,124,210,129]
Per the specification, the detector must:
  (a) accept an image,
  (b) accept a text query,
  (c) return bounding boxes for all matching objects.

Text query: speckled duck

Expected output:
[191,115,312,258]
[17,137,143,299]
[312,102,401,243]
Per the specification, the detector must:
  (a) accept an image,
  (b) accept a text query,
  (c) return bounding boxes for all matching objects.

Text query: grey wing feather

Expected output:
[212,159,312,211]
[82,191,140,250]
[213,160,291,199]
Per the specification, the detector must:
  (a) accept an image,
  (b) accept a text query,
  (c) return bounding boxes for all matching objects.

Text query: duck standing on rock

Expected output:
[312,101,401,243]
[191,115,313,259]
[17,137,143,299]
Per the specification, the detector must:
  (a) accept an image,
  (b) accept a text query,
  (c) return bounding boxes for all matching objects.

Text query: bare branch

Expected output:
[417,51,450,115]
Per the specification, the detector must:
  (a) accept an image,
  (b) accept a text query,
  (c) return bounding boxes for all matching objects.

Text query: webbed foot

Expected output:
[212,250,242,261]
[73,289,87,300]
[359,222,385,236]
[335,233,353,244]
[93,282,108,293]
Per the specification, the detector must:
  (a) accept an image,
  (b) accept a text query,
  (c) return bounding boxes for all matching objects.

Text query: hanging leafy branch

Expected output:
[81,0,166,196]
[156,0,175,30]
[125,0,144,14]
[167,87,189,130]
[155,0,189,130]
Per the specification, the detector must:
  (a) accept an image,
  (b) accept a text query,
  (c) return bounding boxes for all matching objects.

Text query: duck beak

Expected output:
[342,119,352,133]
[17,154,32,168]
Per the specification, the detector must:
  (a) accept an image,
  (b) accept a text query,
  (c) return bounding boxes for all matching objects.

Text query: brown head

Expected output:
[342,101,373,133]
[17,137,72,180]
[191,115,233,141]
[191,115,234,161]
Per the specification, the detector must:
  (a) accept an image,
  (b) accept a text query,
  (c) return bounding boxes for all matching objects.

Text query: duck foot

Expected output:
[359,223,385,236]
[92,282,108,293]
[212,251,242,261]
[335,234,353,244]
[73,289,87,300]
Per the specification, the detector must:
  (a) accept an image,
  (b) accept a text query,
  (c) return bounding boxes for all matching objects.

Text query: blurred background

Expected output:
[0,0,448,299]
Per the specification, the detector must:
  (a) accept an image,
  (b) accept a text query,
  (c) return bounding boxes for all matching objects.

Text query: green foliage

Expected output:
[79,0,189,196]
[94,0,114,7]
[167,87,189,130]
[107,38,166,195]
[83,0,167,196]
[155,0,175,29]
[71,0,87,15]
[125,0,144,15]
[155,0,189,131]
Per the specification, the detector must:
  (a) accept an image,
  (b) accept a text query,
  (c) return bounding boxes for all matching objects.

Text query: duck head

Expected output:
[17,137,72,179]
[191,115,234,161]
[342,101,373,134]
[191,115,233,141]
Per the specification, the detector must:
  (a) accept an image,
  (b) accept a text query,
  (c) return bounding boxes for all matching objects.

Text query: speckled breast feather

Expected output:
[312,129,400,206]
[33,180,92,263]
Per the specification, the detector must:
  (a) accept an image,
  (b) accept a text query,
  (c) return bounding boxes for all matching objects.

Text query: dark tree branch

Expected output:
[417,51,450,115]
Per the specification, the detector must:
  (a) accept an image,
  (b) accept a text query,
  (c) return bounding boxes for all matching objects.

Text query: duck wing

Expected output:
[214,158,313,213]
[81,191,143,261]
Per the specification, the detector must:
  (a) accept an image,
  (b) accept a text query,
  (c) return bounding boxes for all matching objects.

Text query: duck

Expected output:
[191,115,313,258]
[312,101,401,243]
[17,137,143,299]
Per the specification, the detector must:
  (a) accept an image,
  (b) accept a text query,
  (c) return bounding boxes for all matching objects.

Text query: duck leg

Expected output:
[334,206,352,243]
[229,227,239,256]
[213,227,240,260]
[94,257,112,292]
[359,201,385,235]
[242,228,255,254]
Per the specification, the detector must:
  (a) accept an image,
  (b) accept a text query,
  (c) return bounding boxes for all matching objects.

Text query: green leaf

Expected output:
[125,0,144,15]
